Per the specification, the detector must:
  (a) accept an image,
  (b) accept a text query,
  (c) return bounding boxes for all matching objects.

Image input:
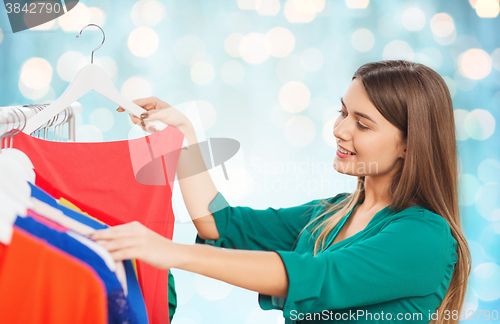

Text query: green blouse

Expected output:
[195,192,458,323]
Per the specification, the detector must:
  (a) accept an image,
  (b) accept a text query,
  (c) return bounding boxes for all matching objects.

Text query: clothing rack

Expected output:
[0,102,82,142]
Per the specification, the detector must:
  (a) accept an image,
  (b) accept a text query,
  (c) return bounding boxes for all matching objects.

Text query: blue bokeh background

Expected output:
[1,0,499,323]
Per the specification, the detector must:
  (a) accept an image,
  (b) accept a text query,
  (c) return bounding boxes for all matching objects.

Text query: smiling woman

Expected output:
[91,60,471,324]
[301,60,471,324]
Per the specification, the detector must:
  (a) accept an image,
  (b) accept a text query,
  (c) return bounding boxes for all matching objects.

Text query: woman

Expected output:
[91,60,471,324]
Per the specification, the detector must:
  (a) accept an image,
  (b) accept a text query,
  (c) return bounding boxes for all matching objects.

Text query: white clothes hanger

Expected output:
[0,110,33,210]
[0,107,35,183]
[0,109,36,244]
[23,24,171,136]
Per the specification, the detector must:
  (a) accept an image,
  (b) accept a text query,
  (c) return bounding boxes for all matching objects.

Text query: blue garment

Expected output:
[28,182,148,324]
[15,215,137,324]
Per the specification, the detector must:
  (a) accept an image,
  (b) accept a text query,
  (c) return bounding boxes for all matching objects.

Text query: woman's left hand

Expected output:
[90,221,184,270]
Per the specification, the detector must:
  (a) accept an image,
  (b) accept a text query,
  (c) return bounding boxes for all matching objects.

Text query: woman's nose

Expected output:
[333,118,352,141]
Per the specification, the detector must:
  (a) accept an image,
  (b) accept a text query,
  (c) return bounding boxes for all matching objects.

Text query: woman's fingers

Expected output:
[95,236,143,253]
[90,221,145,241]
[109,247,141,262]
[128,113,143,125]
[116,97,175,129]
[142,107,170,122]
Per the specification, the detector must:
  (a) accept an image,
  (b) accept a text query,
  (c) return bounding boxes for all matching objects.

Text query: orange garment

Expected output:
[0,227,107,324]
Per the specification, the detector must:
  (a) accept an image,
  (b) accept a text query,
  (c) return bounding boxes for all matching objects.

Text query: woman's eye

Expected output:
[357,122,369,130]
[337,109,369,130]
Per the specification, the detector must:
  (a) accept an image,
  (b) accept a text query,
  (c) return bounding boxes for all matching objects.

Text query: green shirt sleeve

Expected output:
[274,210,458,318]
[168,269,176,322]
[195,192,335,251]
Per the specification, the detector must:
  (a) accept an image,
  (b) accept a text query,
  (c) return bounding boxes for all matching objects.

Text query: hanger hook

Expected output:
[76,24,105,64]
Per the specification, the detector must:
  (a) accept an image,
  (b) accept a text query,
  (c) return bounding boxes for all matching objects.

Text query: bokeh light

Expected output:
[458,174,482,206]
[239,32,271,64]
[414,47,443,70]
[464,109,496,140]
[492,48,500,71]
[58,2,91,31]
[131,0,166,27]
[351,28,375,52]
[20,58,53,90]
[94,56,118,79]
[475,0,500,18]
[191,62,215,85]
[478,159,500,183]
[89,108,114,133]
[266,27,295,57]
[284,0,316,23]
[224,33,244,57]
[128,27,159,57]
[121,76,152,101]
[284,115,316,147]
[469,262,500,301]
[76,125,103,142]
[475,182,500,221]
[345,0,370,9]
[322,117,337,147]
[382,40,414,61]
[401,7,426,31]
[279,81,311,113]
[57,51,86,82]
[256,0,280,15]
[430,13,457,45]
[238,0,258,10]
[458,48,492,80]
[89,7,106,27]
[454,109,470,141]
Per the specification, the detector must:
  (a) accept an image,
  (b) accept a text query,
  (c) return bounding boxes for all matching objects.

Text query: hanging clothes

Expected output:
[15,215,137,323]
[13,125,184,324]
[29,181,148,324]
[57,194,178,323]
[0,227,107,324]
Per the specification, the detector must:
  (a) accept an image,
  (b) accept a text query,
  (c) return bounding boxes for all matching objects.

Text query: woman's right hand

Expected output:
[117,97,192,135]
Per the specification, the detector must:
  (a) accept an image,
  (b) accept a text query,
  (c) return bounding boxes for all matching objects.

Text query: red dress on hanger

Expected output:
[13,125,185,324]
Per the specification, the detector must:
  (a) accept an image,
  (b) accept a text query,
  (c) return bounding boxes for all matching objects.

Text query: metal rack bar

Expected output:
[0,102,82,141]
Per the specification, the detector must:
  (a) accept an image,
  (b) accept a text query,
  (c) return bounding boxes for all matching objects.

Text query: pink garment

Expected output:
[27,209,69,232]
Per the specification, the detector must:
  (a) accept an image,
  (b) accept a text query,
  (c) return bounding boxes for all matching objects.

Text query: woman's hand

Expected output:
[89,221,186,270]
[117,96,192,135]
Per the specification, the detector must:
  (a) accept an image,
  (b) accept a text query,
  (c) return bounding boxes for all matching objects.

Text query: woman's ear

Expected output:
[400,138,407,159]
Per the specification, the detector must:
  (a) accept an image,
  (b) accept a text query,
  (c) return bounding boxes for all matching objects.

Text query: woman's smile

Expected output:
[337,145,356,159]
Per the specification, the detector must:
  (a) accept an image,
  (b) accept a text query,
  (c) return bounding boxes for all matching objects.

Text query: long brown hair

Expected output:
[298,60,471,324]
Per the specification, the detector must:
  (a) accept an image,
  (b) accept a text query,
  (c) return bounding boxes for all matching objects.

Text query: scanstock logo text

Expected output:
[4,0,80,33]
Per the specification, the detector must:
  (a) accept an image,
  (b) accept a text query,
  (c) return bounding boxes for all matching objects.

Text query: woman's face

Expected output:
[333,78,406,177]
